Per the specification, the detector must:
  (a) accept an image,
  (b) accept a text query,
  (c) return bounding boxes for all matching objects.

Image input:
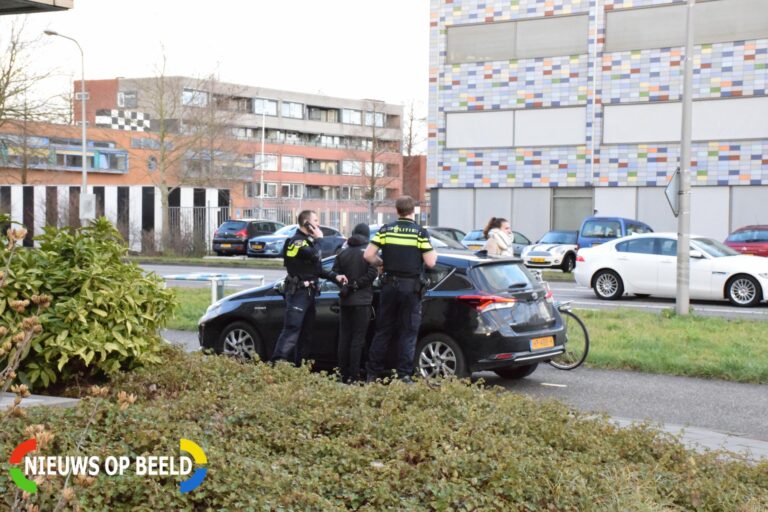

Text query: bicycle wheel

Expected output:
[549,309,589,370]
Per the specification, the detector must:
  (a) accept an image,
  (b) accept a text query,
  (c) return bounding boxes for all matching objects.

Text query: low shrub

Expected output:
[0,218,176,389]
[1,348,765,510]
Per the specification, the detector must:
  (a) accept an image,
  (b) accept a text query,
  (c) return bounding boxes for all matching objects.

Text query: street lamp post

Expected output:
[44,30,94,223]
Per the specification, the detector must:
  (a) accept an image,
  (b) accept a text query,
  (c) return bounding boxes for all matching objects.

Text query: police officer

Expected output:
[364,196,436,382]
[271,210,346,366]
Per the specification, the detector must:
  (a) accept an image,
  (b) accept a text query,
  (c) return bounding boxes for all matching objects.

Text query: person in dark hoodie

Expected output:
[332,223,379,383]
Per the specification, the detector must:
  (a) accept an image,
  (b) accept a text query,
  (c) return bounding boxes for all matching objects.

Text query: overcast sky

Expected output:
[10,0,430,109]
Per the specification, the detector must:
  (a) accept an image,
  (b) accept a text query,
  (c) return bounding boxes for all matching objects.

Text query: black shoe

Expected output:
[398,376,415,385]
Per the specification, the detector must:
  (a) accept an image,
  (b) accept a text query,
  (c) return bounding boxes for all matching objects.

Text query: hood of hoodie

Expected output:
[347,234,369,247]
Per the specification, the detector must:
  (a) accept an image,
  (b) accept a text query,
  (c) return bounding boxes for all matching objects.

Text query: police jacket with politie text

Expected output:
[332,234,378,306]
[282,229,338,284]
[371,217,433,278]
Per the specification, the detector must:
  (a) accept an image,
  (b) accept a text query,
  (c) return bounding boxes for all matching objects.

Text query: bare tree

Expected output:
[402,99,426,158]
[134,58,247,253]
[346,100,401,224]
[0,18,62,128]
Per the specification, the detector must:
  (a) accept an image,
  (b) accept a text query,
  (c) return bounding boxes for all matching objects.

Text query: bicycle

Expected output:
[549,301,589,370]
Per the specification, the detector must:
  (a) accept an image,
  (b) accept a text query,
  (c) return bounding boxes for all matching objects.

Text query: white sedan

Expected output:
[573,233,768,307]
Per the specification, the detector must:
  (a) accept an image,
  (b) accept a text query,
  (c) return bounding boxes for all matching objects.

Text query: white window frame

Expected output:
[281,155,305,173]
[341,160,362,175]
[182,88,208,107]
[281,101,304,119]
[253,98,278,116]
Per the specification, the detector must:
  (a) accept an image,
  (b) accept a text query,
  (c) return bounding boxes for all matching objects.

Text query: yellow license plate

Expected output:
[531,257,546,263]
[530,336,555,350]
[221,243,232,248]
[252,243,264,250]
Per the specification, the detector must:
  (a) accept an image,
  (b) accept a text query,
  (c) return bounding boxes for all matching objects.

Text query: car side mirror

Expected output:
[690,250,704,259]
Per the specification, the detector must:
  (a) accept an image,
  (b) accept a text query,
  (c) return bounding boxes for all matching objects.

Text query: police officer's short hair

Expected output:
[297,210,315,226]
[395,196,415,216]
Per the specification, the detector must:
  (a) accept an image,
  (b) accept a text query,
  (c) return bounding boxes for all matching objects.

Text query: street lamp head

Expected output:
[43,29,59,36]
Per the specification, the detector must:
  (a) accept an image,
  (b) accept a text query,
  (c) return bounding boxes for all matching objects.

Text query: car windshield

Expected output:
[728,229,768,243]
[219,221,246,230]
[274,225,297,236]
[693,237,740,257]
[471,262,537,294]
[539,231,577,244]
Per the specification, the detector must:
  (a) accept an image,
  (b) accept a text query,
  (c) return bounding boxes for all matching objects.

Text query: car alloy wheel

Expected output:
[594,270,623,300]
[218,322,261,360]
[727,275,761,307]
[416,333,467,379]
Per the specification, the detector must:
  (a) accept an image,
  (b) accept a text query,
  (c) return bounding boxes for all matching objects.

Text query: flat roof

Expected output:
[0,0,72,15]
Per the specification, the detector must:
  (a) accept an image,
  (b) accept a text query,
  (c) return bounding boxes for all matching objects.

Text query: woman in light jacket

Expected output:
[483,217,514,257]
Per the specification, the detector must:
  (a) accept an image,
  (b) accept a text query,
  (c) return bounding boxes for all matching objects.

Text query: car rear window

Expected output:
[464,230,485,241]
[582,220,621,238]
[471,262,537,294]
[219,221,246,231]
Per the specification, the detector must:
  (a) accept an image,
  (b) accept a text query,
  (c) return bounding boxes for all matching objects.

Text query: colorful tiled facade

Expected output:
[428,0,768,191]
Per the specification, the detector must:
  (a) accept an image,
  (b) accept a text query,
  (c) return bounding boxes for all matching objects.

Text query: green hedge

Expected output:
[1,348,765,510]
[0,218,176,388]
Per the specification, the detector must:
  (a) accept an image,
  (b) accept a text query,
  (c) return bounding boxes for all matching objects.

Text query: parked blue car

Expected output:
[577,216,653,249]
[247,224,346,257]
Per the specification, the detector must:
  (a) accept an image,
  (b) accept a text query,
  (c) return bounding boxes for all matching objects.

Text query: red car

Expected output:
[724,225,768,257]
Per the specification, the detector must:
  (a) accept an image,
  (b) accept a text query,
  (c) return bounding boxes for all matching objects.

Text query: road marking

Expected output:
[540,382,567,388]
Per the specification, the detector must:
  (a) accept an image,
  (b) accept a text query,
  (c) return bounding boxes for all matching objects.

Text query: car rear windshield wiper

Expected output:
[508,282,528,289]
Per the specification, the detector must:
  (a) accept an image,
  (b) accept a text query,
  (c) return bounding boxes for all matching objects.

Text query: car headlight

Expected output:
[266,240,284,250]
[205,299,224,316]
[552,246,567,254]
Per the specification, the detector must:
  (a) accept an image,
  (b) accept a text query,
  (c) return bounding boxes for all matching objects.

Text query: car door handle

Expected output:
[330,304,340,313]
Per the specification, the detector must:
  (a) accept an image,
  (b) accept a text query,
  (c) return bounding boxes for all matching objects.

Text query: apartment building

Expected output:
[0,120,228,252]
[428,0,768,241]
[77,77,405,230]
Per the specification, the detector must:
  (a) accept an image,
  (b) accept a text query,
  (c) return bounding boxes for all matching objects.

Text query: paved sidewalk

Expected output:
[611,417,768,461]
[0,392,79,409]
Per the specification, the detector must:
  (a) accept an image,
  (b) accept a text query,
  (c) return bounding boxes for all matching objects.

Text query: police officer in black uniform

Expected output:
[364,196,437,382]
[271,210,347,366]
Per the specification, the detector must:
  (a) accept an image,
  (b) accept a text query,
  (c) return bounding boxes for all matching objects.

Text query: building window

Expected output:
[281,101,304,119]
[281,155,305,173]
[245,182,278,198]
[281,183,304,199]
[364,162,385,177]
[307,106,340,123]
[253,98,278,116]
[447,14,588,63]
[181,88,208,107]
[364,111,385,127]
[605,0,768,53]
[255,153,278,171]
[341,160,361,175]
[308,160,339,174]
[341,109,362,125]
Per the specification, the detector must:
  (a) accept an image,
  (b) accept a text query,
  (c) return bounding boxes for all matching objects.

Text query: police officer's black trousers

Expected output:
[271,288,316,366]
[338,305,371,382]
[366,281,421,379]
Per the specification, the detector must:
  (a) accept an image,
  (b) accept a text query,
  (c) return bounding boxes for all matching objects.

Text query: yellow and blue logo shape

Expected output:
[179,438,207,493]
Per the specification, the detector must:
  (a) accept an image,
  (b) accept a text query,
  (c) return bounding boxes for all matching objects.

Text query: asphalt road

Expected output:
[477,365,768,442]
[547,280,768,320]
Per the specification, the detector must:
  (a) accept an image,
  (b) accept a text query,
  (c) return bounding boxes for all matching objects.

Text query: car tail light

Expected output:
[235,228,248,239]
[458,294,517,312]
[493,353,515,360]
[576,255,585,262]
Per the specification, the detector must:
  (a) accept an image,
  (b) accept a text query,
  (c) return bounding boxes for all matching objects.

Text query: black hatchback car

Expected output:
[199,253,566,380]
[212,219,284,255]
